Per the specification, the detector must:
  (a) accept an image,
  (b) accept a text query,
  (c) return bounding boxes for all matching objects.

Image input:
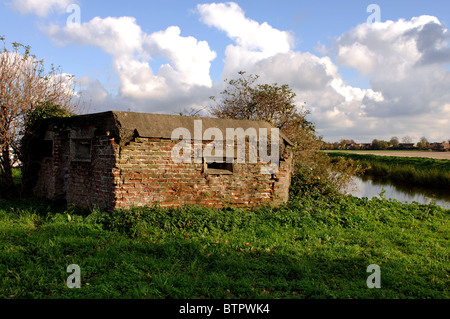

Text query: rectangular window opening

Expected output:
[204,157,233,175]
[70,138,92,162]
[41,140,53,158]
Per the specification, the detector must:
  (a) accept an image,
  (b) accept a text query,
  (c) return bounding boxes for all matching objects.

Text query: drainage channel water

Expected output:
[343,176,450,209]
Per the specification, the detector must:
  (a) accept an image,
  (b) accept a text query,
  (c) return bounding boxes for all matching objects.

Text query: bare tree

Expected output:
[419,136,429,145]
[0,36,81,194]
[401,135,412,144]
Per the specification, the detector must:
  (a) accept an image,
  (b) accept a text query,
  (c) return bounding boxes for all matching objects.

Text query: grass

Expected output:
[1,184,449,299]
[11,168,21,187]
[327,152,450,189]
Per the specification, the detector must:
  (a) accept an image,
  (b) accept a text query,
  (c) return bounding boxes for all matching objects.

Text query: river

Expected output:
[343,176,450,209]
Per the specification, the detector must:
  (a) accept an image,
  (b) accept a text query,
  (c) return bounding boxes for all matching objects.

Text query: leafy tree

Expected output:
[390,136,399,148]
[417,136,429,149]
[372,139,388,150]
[23,101,74,130]
[209,71,362,190]
[0,37,82,196]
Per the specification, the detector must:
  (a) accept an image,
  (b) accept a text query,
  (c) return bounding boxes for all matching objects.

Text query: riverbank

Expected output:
[327,152,450,190]
[345,175,450,209]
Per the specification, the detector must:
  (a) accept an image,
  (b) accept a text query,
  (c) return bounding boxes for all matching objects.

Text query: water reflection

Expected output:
[344,176,450,209]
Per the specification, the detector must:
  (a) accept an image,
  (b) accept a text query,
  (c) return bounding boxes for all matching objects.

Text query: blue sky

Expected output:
[1,0,450,142]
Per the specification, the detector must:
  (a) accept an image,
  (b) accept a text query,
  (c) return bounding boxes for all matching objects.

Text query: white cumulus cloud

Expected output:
[329,15,450,141]
[197,2,292,56]
[196,3,449,141]
[7,0,73,17]
[28,1,449,142]
[196,2,385,140]
[45,15,217,106]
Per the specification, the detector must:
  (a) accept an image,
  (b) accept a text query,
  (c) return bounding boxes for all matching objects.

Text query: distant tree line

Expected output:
[322,136,450,151]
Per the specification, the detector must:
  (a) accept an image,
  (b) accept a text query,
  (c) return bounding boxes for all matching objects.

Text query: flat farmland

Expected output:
[324,150,450,160]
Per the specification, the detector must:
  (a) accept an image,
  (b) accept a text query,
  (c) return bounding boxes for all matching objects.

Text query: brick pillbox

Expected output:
[22,111,294,211]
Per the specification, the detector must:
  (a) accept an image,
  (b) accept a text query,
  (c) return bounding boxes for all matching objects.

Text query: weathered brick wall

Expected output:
[66,135,116,210]
[112,137,293,210]
[32,129,66,201]
[32,129,293,211]
[32,157,55,199]
[32,129,116,209]
[272,145,293,203]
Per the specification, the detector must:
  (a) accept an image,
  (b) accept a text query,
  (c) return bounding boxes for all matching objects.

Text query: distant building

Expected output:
[444,142,450,151]
[399,143,415,149]
[429,142,450,151]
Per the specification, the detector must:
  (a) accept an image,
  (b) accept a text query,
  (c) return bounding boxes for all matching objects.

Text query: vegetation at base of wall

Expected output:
[327,152,450,189]
[1,172,448,299]
[11,168,21,187]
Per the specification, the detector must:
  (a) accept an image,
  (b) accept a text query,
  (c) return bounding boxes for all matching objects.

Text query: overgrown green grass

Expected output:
[327,152,450,189]
[1,182,448,299]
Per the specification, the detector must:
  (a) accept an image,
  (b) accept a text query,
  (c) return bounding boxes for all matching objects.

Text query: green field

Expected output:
[324,150,450,160]
[1,171,448,299]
